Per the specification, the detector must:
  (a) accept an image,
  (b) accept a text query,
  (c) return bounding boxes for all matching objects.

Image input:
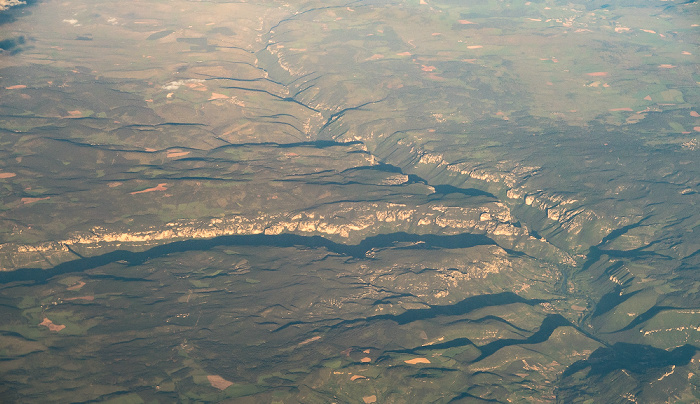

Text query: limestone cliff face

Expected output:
[0,199,572,271]
[355,130,640,255]
[0,0,24,12]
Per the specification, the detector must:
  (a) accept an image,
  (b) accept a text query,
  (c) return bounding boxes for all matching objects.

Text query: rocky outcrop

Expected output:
[0,198,573,271]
